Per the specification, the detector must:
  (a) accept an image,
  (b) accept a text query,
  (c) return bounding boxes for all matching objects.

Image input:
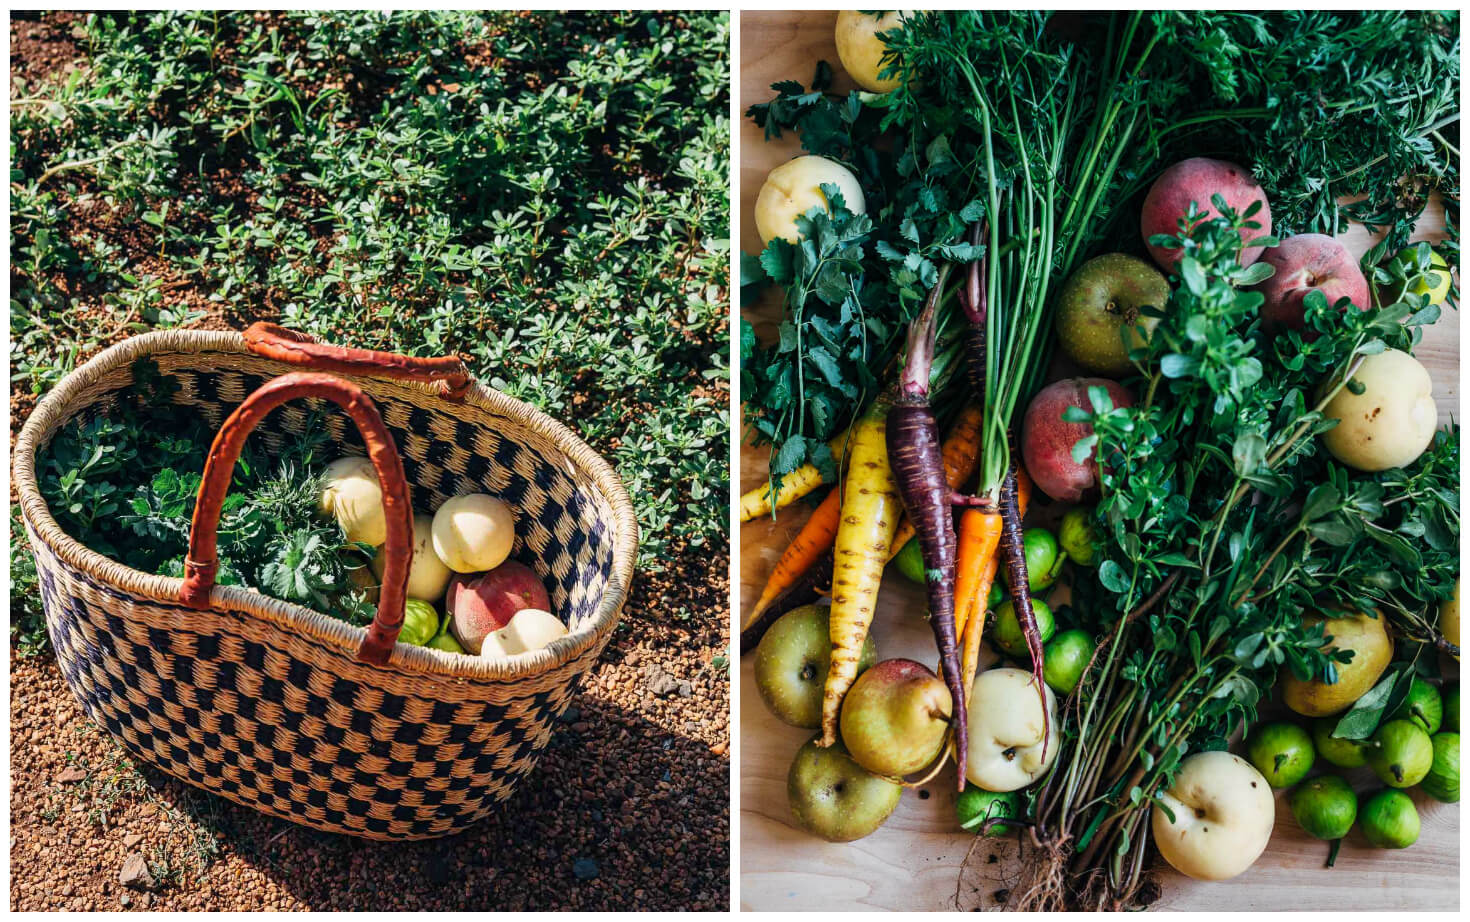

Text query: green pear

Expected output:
[839,658,952,777]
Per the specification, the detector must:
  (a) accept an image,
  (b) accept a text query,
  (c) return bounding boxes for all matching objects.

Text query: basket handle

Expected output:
[243,322,471,401]
[179,372,414,666]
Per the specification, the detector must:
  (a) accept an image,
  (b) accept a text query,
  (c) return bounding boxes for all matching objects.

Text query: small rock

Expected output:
[676,681,693,697]
[572,857,599,880]
[710,741,728,756]
[560,706,581,724]
[119,853,155,891]
[119,893,131,908]
[122,833,142,848]
[644,668,679,698]
[624,651,640,666]
[56,767,88,784]
[138,893,153,909]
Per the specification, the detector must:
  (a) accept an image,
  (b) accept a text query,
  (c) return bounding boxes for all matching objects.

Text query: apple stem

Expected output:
[1326,838,1342,868]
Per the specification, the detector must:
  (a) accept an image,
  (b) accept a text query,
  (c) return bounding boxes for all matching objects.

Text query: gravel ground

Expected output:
[10,11,730,911]
[11,579,730,911]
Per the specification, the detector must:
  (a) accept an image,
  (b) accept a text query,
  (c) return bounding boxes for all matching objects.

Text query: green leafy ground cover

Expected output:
[11,10,731,651]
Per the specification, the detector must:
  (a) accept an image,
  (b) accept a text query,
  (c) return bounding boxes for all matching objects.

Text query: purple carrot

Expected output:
[961,222,989,398]
[997,462,1049,755]
[885,266,970,789]
[739,552,833,655]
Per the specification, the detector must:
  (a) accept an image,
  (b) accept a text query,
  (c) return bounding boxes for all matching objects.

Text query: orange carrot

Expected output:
[886,402,986,562]
[953,508,1002,642]
[741,487,843,634]
[955,465,1033,700]
[960,557,1000,698]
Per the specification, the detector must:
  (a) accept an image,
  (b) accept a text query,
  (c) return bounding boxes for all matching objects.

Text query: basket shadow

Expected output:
[129,688,729,911]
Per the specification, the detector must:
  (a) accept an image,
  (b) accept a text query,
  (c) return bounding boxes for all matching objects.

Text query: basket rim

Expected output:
[13,329,639,684]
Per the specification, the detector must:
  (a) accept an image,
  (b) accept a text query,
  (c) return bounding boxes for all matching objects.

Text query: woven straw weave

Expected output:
[14,331,637,840]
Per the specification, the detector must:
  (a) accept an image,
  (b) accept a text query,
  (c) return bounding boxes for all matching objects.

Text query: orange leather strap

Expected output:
[243,322,471,401]
[180,372,414,666]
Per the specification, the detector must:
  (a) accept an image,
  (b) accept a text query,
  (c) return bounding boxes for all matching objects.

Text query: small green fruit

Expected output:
[894,537,926,585]
[1289,775,1357,841]
[426,631,466,654]
[1359,789,1420,849]
[1389,677,1443,734]
[1367,719,1434,788]
[1003,529,1062,592]
[1313,717,1371,769]
[399,599,442,647]
[987,581,1005,610]
[1419,732,1459,803]
[956,788,1024,838]
[992,599,1055,659]
[1058,507,1101,568]
[1245,721,1315,788]
[1042,629,1096,696]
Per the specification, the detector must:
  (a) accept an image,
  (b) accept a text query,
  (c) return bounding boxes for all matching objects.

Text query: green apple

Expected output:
[1054,252,1169,375]
[839,658,952,777]
[788,736,902,842]
[755,604,876,728]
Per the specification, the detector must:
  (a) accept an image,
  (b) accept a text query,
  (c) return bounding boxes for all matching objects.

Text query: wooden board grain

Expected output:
[737,10,1460,913]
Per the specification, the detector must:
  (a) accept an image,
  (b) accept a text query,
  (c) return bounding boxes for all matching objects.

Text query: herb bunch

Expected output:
[37,361,378,625]
[1022,209,1458,909]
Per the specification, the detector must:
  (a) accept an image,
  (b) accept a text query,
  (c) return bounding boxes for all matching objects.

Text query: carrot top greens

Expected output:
[743,10,1459,484]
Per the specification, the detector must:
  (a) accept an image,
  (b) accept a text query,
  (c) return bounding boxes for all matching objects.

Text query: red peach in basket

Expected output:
[448,561,552,654]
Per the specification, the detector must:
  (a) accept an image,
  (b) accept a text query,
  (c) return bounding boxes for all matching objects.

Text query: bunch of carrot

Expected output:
[740,244,1049,788]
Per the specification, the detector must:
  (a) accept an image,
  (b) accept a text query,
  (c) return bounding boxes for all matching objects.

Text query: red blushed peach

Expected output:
[1021,378,1133,503]
[1254,233,1369,333]
[1141,158,1273,271]
[447,561,552,654]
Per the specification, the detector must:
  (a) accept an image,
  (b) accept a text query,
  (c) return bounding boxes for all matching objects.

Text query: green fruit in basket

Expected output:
[1359,789,1420,849]
[1312,717,1371,769]
[1419,732,1459,803]
[1244,721,1315,788]
[1289,775,1357,841]
[1058,506,1101,568]
[1388,676,1443,735]
[1367,719,1434,788]
[956,788,1024,838]
[894,537,926,585]
[426,631,466,654]
[992,599,1054,659]
[398,599,442,647]
[1445,685,1460,733]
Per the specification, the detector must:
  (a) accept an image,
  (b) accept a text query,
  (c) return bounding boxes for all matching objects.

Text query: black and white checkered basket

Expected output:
[14,326,637,840]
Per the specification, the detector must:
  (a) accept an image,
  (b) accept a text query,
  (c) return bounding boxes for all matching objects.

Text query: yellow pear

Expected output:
[1283,610,1392,717]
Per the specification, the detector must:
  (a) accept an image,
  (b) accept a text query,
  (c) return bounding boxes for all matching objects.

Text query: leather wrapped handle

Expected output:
[243,322,471,401]
[180,372,414,666]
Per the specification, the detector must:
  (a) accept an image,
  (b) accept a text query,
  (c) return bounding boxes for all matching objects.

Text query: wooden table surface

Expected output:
[737,10,1460,912]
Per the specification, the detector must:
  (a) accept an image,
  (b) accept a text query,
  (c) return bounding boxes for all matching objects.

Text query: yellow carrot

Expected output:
[820,397,902,747]
[739,433,848,522]
[742,487,843,633]
[886,402,985,562]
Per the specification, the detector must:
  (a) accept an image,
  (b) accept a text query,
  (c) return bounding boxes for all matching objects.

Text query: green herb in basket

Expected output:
[38,373,378,625]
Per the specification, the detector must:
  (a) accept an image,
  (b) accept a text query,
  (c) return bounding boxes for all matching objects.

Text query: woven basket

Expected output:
[14,325,638,840]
